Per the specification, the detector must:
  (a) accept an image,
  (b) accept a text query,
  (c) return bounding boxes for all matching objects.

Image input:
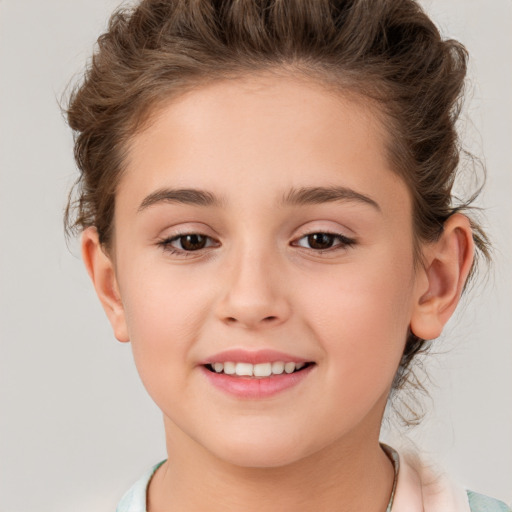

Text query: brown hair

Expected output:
[65,0,490,424]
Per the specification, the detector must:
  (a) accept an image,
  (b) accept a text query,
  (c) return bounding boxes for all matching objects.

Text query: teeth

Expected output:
[284,362,296,374]
[253,363,272,377]
[209,361,309,377]
[235,362,253,376]
[223,361,236,375]
[271,361,284,375]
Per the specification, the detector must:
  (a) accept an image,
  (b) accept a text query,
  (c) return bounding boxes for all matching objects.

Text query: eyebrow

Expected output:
[281,186,381,211]
[137,185,380,212]
[138,188,222,211]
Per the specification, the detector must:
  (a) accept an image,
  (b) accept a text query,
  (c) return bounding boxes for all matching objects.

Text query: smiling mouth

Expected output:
[204,361,315,377]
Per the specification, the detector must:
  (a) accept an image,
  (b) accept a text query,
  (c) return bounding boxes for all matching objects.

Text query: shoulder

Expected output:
[467,491,511,512]
[391,445,511,512]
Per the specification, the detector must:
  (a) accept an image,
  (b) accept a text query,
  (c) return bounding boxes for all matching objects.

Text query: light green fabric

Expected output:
[116,461,165,512]
[467,491,512,512]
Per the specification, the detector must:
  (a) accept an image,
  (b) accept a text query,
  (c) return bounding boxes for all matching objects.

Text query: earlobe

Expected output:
[410,213,474,341]
[81,227,130,343]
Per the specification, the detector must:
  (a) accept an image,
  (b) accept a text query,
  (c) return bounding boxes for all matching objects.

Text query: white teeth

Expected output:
[271,361,285,375]
[253,363,272,377]
[235,362,253,376]
[284,362,296,374]
[210,361,309,376]
[223,361,236,375]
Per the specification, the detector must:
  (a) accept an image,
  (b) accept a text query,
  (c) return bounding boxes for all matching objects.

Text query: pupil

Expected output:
[181,234,206,251]
[308,233,334,249]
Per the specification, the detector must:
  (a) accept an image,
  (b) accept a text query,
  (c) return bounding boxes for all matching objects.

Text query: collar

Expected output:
[391,449,471,512]
[116,447,473,512]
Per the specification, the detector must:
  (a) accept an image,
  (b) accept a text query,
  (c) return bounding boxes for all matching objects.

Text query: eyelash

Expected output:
[157,233,218,256]
[157,231,356,256]
[292,232,356,252]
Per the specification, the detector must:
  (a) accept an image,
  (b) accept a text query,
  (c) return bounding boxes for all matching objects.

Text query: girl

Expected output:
[64,0,510,510]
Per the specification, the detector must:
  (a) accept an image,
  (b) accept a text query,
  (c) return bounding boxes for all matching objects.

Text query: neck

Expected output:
[148,421,394,512]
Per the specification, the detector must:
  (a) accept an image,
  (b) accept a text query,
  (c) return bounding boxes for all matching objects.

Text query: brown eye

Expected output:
[158,232,219,256]
[306,233,336,250]
[178,234,208,251]
[293,232,356,252]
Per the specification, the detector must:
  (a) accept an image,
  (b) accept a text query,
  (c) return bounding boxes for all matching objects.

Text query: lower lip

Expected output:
[200,365,315,399]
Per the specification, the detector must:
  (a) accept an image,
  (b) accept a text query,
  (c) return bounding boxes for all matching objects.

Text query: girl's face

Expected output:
[107,75,423,467]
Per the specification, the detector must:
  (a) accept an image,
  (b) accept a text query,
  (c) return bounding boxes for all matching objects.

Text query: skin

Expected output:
[82,73,474,512]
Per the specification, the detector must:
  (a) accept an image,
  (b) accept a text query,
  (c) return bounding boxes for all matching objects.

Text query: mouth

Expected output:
[204,361,315,378]
[201,353,316,399]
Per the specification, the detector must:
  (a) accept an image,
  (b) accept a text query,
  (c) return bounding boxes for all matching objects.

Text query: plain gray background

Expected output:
[0,1,510,510]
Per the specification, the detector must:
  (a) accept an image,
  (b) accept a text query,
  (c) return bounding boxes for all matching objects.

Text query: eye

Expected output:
[293,232,355,251]
[158,233,218,254]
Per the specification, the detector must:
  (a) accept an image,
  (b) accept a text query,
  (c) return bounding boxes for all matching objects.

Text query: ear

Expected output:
[81,227,129,343]
[410,213,474,341]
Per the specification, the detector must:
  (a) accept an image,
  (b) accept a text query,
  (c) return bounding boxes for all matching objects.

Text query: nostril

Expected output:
[224,316,278,325]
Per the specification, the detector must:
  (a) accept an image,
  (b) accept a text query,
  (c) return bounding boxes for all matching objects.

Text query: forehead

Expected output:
[120,73,409,217]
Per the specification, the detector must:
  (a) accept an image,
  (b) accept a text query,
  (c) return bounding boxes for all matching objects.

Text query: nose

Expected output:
[215,245,292,330]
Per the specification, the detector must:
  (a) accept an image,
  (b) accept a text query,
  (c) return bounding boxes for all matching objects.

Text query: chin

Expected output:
[215,443,306,469]
[201,427,318,469]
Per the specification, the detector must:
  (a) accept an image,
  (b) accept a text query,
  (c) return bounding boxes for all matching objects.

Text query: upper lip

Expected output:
[200,349,312,365]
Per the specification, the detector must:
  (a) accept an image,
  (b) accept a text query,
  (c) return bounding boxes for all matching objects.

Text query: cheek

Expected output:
[121,256,208,332]
[298,249,415,392]
[117,261,215,394]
